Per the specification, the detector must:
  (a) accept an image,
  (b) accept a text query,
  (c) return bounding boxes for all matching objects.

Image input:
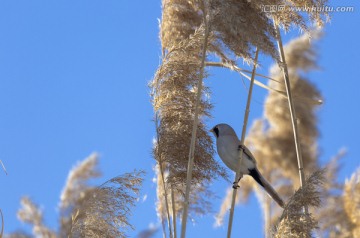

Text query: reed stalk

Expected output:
[154,92,173,238]
[0,209,3,238]
[171,186,177,238]
[180,2,210,237]
[273,20,306,197]
[226,48,259,238]
[264,194,271,238]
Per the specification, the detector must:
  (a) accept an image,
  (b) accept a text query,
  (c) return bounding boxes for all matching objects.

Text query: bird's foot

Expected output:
[238,144,246,152]
[232,182,240,189]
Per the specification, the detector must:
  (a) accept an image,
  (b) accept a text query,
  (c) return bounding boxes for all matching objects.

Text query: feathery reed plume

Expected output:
[153,25,226,188]
[180,3,211,236]
[263,32,321,184]
[59,153,101,237]
[270,0,328,207]
[156,1,327,237]
[151,23,228,233]
[343,167,360,238]
[209,0,277,62]
[17,197,56,238]
[60,153,101,208]
[161,0,277,62]
[255,32,321,232]
[70,170,144,238]
[157,4,226,236]
[321,149,347,191]
[265,34,321,197]
[8,154,143,238]
[155,163,217,234]
[166,0,330,64]
[267,0,329,31]
[315,150,354,238]
[160,0,201,50]
[274,170,324,237]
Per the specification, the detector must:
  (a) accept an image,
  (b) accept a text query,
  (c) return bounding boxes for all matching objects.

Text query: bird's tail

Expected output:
[249,168,285,208]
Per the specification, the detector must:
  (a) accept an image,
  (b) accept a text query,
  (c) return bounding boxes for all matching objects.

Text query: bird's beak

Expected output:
[209,128,214,133]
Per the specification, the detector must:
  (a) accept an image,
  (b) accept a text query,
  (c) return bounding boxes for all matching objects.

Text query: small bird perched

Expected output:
[210,123,284,208]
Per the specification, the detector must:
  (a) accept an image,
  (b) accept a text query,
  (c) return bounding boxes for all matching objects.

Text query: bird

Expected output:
[210,123,284,208]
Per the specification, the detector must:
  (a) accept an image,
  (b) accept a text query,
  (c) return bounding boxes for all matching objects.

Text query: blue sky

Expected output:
[0,1,359,237]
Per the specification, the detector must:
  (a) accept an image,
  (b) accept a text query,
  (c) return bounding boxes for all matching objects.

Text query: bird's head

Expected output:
[210,123,237,138]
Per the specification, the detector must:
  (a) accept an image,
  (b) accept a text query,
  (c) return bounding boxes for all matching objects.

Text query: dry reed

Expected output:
[343,168,360,238]
[17,197,56,238]
[273,170,324,238]
[70,170,144,238]
[59,153,101,237]
[151,23,227,237]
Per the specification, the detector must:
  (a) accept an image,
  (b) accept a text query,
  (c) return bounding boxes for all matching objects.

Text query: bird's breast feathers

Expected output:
[216,136,255,173]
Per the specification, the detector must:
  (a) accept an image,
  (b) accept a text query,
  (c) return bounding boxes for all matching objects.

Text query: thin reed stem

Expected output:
[227,48,259,238]
[206,62,322,105]
[0,209,3,238]
[154,92,173,238]
[159,160,173,238]
[180,2,210,237]
[161,218,166,238]
[273,20,307,206]
[171,186,177,238]
[205,62,280,82]
[264,194,271,238]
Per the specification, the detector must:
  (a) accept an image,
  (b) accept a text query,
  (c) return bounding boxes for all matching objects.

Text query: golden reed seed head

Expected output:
[153,22,228,218]
[70,170,144,238]
[343,168,360,237]
[262,33,322,183]
[161,0,329,63]
[17,197,56,238]
[274,170,324,238]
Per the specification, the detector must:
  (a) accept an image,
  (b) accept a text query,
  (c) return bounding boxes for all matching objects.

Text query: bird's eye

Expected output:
[213,126,219,138]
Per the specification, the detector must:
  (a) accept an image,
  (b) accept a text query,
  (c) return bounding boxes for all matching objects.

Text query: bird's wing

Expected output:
[238,143,257,164]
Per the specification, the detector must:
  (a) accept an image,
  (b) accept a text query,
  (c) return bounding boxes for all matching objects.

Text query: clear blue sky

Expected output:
[0,1,359,237]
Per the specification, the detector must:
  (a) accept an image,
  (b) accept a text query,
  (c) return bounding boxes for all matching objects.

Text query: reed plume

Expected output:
[270,0,328,217]
[343,167,360,238]
[155,1,330,237]
[261,33,322,184]
[17,197,56,238]
[154,0,284,234]
[209,0,277,61]
[152,24,227,237]
[8,154,144,238]
[58,153,101,237]
[161,0,280,62]
[315,150,353,238]
[153,27,224,187]
[273,170,324,238]
[70,170,144,238]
